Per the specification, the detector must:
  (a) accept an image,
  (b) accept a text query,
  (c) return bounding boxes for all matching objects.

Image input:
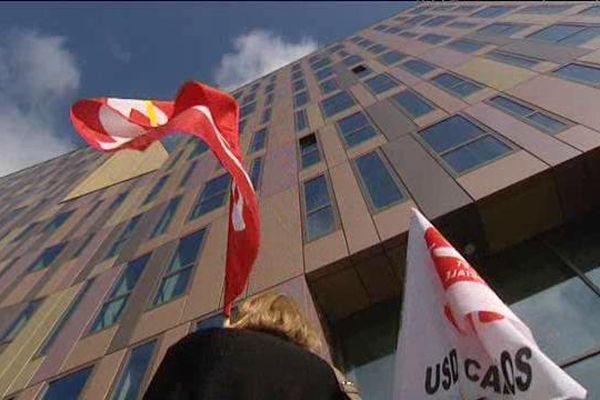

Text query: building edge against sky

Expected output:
[1,1,600,399]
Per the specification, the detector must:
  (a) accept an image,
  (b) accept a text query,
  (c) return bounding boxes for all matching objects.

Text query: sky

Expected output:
[0,1,413,177]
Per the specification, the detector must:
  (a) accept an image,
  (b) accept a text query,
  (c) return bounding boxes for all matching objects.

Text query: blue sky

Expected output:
[0,1,412,176]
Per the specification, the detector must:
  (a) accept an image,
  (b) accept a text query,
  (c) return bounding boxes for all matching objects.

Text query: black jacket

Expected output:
[143,328,347,400]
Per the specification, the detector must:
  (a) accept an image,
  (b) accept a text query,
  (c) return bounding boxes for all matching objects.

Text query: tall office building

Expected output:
[1,2,600,399]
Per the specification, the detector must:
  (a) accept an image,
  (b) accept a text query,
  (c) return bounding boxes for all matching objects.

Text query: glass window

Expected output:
[189,174,231,219]
[431,72,483,97]
[351,64,372,79]
[405,14,432,25]
[72,233,95,259]
[250,128,267,153]
[489,96,568,134]
[419,33,450,45]
[292,79,306,93]
[311,57,331,71]
[398,31,418,38]
[261,108,271,124]
[38,279,94,356]
[109,192,129,211]
[373,24,388,32]
[343,55,363,67]
[365,74,399,94]
[354,152,405,210]
[520,4,572,15]
[580,5,600,16]
[143,175,169,205]
[486,50,540,68]
[179,161,197,187]
[470,5,515,18]
[321,91,356,118]
[240,101,256,119]
[447,39,485,53]
[1,299,41,343]
[44,210,74,234]
[249,157,263,191]
[29,243,66,272]
[91,254,149,332]
[106,214,143,259]
[165,151,182,171]
[367,44,387,54]
[357,38,374,48]
[320,78,339,95]
[291,70,303,81]
[528,24,600,46]
[110,340,156,400]
[299,134,322,169]
[265,92,274,106]
[554,63,600,87]
[154,229,206,306]
[151,196,182,238]
[391,90,435,119]
[315,66,334,82]
[447,21,478,29]
[303,175,336,241]
[294,91,309,108]
[378,50,406,66]
[295,109,308,133]
[420,115,511,173]
[478,22,528,36]
[239,119,247,134]
[454,5,479,13]
[42,366,93,400]
[401,59,436,76]
[422,15,454,27]
[336,112,378,147]
[195,314,226,332]
[11,221,39,243]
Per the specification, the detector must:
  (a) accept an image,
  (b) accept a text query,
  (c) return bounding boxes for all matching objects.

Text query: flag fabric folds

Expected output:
[70,81,260,317]
[393,209,586,400]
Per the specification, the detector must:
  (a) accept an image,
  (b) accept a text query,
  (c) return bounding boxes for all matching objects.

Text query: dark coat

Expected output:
[143,328,347,400]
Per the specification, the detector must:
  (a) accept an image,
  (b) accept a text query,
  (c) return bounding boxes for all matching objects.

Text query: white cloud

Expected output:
[0,30,80,177]
[214,29,318,91]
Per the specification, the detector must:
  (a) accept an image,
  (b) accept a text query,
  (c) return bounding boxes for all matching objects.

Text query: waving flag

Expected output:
[393,209,586,399]
[70,81,260,317]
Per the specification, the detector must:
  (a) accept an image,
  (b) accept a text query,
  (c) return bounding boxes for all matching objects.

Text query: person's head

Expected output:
[230,292,322,354]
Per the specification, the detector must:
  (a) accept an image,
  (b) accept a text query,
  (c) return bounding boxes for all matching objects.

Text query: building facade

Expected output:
[1,1,600,399]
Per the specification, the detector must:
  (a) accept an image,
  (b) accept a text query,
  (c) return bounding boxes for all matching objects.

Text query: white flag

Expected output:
[393,209,587,400]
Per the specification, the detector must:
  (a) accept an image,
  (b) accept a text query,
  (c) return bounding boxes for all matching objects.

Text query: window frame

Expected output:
[294,109,309,133]
[400,59,437,77]
[188,174,232,220]
[319,91,357,119]
[108,338,158,400]
[364,73,400,95]
[527,23,600,46]
[430,72,484,98]
[151,196,182,238]
[553,62,600,88]
[297,133,324,170]
[485,50,541,69]
[299,173,340,243]
[41,364,95,400]
[390,89,437,120]
[335,111,380,149]
[249,156,264,192]
[249,128,268,153]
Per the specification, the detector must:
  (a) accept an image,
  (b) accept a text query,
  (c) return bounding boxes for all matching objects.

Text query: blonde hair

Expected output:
[230,292,322,354]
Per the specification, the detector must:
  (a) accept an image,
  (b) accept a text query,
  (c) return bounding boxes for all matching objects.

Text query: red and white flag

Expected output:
[70,81,260,317]
[393,209,586,399]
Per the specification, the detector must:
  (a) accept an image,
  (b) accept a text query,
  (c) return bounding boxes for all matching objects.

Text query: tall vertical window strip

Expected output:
[179,161,197,187]
[29,243,66,272]
[354,152,405,211]
[188,140,208,159]
[12,221,39,243]
[105,214,143,259]
[249,157,263,191]
[143,175,169,205]
[43,210,74,234]
[72,233,95,259]
[295,109,308,132]
[0,299,41,343]
[154,229,206,306]
[38,279,94,356]
[303,175,336,241]
[261,108,272,124]
[250,128,267,152]
[151,196,182,238]
[109,191,129,210]
[42,366,93,400]
[294,91,309,108]
[528,24,600,46]
[299,134,322,169]
[110,340,156,400]
[189,174,231,219]
[336,112,378,147]
[91,254,150,333]
[166,151,182,170]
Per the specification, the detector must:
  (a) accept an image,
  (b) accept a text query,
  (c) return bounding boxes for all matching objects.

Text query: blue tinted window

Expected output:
[373,24,388,32]
[106,214,143,259]
[432,73,483,97]
[365,74,399,94]
[143,175,169,205]
[151,196,182,238]
[486,50,539,68]
[422,15,454,27]
[303,175,336,241]
[110,341,156,400]
[489,96,568,134]
[295,109,308,132]
[292,79,306,92]
[29,243,65,272]
[166,151,182,171]
[471,5,515,18]
[392,90,434,118]
[109,191,129,210]
[154,229,206,306]
[367,44,387,54]
[299,134,321,169]
[401,59,436,76]
[315,66,334,81]
[580,5,600,16]
[320,78,338,95]
[92,254,149,332]
[421,115,486,153]
[44,210,74,234]
[447,39,485,53]
[294,91,309,108]
[42,366,93,400]
[72,233,95,259]
[554,63,600,87]
[11,221,39,243]
[250,128,267,152]
[447,21,478,29]
[261,108,271,124]
[479,22,527,35]
[399,31,418,38]
[520,4,572,15]
[357,38,374,48]
[249,157,263,190]
[343,55,363,66]
[311,57,331,71]
[179,161,197,187]
[336,112,377,147]
[355,152,404,210]
[1,300,41,343]
[190,174,231,219]
[443,136,511,173]
[378,50,406,65]
[321,91,356,118]
[529,24,600,46]
[419,33,450,44]
[188,140,208,160]
[291,70,303,81]
[454,5,479,12]
[240,102,256,118]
